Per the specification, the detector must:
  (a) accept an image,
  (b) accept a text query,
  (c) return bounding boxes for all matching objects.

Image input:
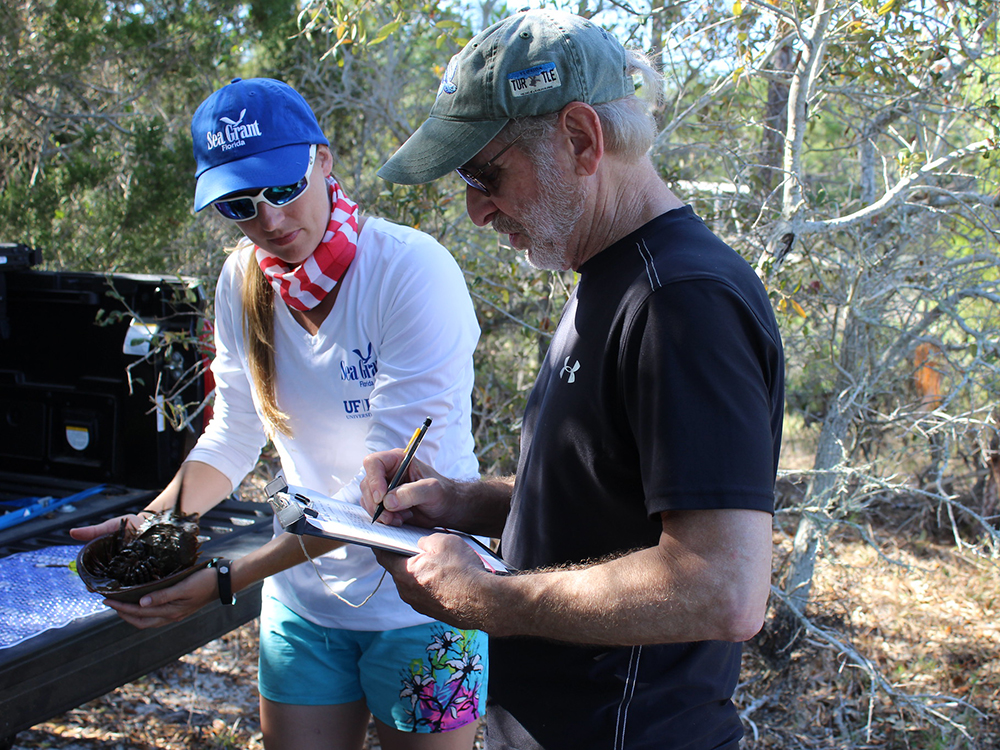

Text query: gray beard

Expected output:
[491,153,586,271]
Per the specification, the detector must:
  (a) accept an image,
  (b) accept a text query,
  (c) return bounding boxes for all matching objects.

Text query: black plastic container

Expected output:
[0,268,209,489]
[0,254,271,745]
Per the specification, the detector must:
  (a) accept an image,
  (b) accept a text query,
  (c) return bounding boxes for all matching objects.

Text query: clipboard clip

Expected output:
[265,476,316,528]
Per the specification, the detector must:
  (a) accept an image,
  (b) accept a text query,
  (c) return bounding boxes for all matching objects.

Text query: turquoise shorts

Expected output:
[258,594,488,732]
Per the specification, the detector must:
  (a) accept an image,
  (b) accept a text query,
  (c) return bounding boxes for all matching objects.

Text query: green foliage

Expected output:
[295,0,472,64]
[0,0,295,271]
[4,0,996,483]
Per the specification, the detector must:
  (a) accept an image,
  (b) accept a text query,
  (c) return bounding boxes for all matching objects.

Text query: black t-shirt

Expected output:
[487,207,785,749]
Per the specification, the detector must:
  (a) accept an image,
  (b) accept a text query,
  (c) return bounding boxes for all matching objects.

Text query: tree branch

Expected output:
[800,139,994,235]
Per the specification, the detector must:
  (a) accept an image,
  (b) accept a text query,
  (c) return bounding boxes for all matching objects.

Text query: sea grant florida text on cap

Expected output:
[377,9,635,186]
[191,78,329,211]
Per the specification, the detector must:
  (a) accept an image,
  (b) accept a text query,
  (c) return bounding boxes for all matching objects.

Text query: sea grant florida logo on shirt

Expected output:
[341,342,377,386]
[341,342,377,419]
[205,108,263,152]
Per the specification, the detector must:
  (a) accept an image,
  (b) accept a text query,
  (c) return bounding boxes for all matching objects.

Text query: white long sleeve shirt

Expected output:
[186,217,480,629]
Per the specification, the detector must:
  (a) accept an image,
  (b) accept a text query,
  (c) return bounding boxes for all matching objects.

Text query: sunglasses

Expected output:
[213,145,317,221]
[455,134,522,195]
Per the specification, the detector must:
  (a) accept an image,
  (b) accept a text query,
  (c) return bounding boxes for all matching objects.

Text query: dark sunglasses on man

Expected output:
[213,145,318,221]
[455,134,522,196]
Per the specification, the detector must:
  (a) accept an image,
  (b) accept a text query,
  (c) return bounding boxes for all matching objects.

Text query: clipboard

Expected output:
[265,477,514,575]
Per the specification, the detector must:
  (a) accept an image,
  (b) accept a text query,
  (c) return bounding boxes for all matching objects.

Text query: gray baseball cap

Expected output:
[378,9,634,185]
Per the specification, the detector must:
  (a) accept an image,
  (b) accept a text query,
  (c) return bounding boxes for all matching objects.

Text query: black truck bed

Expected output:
[0,474,273,743]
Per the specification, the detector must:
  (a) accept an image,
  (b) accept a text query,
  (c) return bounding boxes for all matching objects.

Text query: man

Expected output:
[360,9,784,749]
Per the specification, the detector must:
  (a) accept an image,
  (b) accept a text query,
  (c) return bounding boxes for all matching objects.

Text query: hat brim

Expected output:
[193,143,313,212]
[377,116,509,185]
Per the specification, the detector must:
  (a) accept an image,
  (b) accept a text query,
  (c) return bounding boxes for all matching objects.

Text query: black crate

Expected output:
[0,258,274,747]
[0,243,42,272]
[0,269,209,489]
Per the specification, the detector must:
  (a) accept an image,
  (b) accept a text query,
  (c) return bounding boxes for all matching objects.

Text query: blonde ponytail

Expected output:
[241,252,292,437]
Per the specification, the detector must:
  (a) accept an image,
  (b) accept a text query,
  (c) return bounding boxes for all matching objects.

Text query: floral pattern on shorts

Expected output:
[398,626,485,732]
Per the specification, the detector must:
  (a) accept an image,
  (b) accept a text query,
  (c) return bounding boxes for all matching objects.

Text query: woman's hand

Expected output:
[102,566,218,629]
[70,510,218,630]
[69,513,146,542]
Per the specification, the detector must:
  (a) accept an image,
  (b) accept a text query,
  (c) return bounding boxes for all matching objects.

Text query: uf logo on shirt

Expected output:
[344,398,370,415]
[340,342,378,386]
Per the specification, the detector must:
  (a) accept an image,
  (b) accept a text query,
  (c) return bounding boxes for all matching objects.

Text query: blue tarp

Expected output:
[0,545,108,649]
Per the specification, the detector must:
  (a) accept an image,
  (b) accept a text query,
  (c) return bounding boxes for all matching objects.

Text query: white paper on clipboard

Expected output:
[269,482,513,574]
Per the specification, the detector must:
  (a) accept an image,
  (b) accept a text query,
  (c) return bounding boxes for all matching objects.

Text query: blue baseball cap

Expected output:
[191,78,329,211]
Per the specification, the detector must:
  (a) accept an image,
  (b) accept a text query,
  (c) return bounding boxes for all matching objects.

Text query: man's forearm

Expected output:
[482,551,753,645]
[454,475,514,537]
[474,509,772,646]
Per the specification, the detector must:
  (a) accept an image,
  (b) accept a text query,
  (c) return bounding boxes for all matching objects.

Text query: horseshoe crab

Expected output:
[77,509,208,602]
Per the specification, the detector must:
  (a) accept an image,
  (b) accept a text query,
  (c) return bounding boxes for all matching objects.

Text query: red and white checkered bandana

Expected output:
[255,177,359,311]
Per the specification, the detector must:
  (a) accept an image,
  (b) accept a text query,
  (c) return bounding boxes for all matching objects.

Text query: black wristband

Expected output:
[213,557,235,605]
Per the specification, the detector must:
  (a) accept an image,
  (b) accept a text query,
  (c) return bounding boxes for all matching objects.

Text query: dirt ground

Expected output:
[739,513,999,749]
[7,513,998,750]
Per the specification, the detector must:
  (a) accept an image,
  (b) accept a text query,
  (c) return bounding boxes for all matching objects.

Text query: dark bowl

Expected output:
[77,533,210,604]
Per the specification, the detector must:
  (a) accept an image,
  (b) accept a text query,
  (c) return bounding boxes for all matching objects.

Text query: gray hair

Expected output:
[502,48,662,162]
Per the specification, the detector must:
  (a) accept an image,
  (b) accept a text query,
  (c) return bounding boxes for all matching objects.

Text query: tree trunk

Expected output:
[756,43,794,195]
[982,410,1000,523]
[783,404,851,608]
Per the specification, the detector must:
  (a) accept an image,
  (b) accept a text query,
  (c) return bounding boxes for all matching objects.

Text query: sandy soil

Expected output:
[7,514,997,750]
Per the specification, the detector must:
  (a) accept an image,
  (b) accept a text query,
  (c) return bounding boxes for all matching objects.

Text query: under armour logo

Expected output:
[560,357,581,384]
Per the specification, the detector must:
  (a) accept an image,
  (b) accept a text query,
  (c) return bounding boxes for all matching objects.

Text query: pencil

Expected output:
[372,417,432,524]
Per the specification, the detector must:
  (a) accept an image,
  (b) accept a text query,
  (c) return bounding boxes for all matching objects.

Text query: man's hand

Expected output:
[102,565,217,629]
[361,451,512,536]
[360,450,455,528]
[374,533,497,632]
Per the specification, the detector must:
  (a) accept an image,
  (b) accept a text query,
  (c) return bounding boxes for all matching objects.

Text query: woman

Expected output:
[72,78,486,750]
